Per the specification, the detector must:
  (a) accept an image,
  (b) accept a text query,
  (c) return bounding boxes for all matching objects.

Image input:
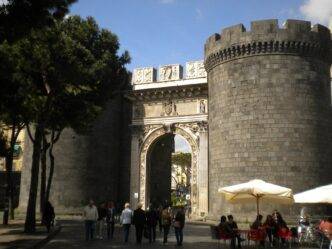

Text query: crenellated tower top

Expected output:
[204,19,331,72]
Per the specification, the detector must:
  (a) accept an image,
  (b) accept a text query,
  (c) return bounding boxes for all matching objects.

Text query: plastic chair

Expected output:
[277,228,293,248]
[247,229,266,246]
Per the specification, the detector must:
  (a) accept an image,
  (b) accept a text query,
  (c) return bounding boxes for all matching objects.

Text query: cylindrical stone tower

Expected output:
[205,19,332,219]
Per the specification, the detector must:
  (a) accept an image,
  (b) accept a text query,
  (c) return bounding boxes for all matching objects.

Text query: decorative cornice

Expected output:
[126,84,208,102]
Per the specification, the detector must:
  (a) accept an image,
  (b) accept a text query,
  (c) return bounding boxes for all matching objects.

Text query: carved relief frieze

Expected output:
[159,64,182,81]
[132,67,156,84]
[186,60,207,79]
[161,100,178,116]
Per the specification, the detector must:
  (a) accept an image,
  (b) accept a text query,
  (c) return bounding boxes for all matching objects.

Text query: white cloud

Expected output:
[300,0,332,28]
[159,0,175,4]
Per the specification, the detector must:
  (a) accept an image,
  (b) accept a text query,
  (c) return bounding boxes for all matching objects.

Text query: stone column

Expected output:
[197,122,208,216]
[129,126,141,208]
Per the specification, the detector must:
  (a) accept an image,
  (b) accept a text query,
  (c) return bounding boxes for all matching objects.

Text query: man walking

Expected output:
[161,206,172,244]
[120,203,133,243]
[133,203,146,244]
[146,204,158,243]
[83,200,98,241]
[106,201,116,240]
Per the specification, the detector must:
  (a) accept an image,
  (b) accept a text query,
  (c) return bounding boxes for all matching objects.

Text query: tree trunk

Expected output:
[24,123,43,233]
[3,124,19,224]
[39,134,48,214]
[45,130,60,202]
[45,140,54,202]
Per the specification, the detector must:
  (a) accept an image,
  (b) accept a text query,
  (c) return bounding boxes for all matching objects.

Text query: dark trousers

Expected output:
[135,225,144,243]
[107,221,115,239]
[163,225,170,243]
[230,234,242,249]
[123,224,131,242]
[85,220,95,241]
[175,227,184,245]
[148,225,156,242]
[158,219,163,233]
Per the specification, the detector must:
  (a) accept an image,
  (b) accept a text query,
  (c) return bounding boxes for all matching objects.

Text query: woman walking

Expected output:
[174,207,185,246]
[161,206,172,244]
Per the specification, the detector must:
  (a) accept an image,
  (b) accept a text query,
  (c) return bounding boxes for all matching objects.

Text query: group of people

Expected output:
[82,200,186,246]
[120,203,186,246]
[249,210,289,246]
[217,210,289,248]
[83,200,116,241]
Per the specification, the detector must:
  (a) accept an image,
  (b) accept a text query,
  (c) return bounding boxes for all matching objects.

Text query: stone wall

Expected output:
[19,95,132,214]
[205,19,332,220]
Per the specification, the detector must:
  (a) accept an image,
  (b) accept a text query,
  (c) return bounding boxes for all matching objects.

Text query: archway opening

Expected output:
[146,133,192,208]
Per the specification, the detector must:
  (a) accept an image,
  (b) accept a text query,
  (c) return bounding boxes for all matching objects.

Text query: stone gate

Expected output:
[127,61,209,217]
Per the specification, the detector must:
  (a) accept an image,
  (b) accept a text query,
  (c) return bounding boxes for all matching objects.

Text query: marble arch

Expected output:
[138,124,199,211]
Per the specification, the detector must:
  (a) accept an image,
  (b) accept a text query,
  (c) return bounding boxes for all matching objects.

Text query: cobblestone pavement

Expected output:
[42,220,322,249]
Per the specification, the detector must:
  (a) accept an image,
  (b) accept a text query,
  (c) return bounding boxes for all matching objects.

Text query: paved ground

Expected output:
[0,220,55,249]
[42,220,325,249]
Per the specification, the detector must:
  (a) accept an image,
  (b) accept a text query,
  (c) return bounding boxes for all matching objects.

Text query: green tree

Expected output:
[0,0,77,225]
[0,41,31,223]
[0,0,77,42]
[16,16,130,233]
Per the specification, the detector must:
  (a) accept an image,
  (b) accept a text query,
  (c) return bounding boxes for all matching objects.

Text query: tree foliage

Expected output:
[0,0,77,42]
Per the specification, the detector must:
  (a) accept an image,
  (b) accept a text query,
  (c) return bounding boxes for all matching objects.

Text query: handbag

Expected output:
[173,221,181,228]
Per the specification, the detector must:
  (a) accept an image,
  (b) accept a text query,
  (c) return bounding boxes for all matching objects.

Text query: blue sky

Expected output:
[70,0,332,72]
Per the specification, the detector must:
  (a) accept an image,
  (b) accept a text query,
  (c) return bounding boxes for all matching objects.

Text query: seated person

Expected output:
[227,215,245,249]
[275,212,289,245]
[263,214,276,245]
[218,215,233,235]
[319,217,332,237]
[250,215,265,246]
[251,214,263,229]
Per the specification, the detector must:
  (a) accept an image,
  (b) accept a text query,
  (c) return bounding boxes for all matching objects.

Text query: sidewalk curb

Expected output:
[28,226,62,249]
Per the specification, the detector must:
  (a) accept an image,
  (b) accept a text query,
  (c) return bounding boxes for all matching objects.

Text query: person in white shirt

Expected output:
[120,202,133,243]
[83,200,98,241]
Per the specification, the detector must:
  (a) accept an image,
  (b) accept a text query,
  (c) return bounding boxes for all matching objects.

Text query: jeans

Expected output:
[135,225,144,243]
[123,224,131,242]
[97,219,105,238]
[85,220,95,241]
[163,225,170,243]
[148,225,156,242]
[107,221,115,239]
[175,227,184,245]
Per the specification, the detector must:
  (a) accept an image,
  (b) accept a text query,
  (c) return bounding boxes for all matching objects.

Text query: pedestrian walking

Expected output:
[174,207,185,246]
[97,203,107,239]
[42,201,55,233]
[161,206,172,244]
[146,204,158,243]
[83,200,99,241]
[133,203,146,244]
[120,202,133,243]
[157,205,163,234]
[106,201,116,240]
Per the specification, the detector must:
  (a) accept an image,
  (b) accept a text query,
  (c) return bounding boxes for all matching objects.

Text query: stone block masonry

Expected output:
[205,19,332,220]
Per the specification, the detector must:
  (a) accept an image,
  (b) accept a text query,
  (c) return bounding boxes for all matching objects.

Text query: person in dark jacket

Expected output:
[146,204,158,243]
[42,201,55,233]
[227,215,244,249]
[106,201,116,240]
[174,207,185,246]
[133,203,146,244]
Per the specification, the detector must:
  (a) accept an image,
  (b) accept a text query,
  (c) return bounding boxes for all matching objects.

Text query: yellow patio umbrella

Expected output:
[218,179,294,215]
